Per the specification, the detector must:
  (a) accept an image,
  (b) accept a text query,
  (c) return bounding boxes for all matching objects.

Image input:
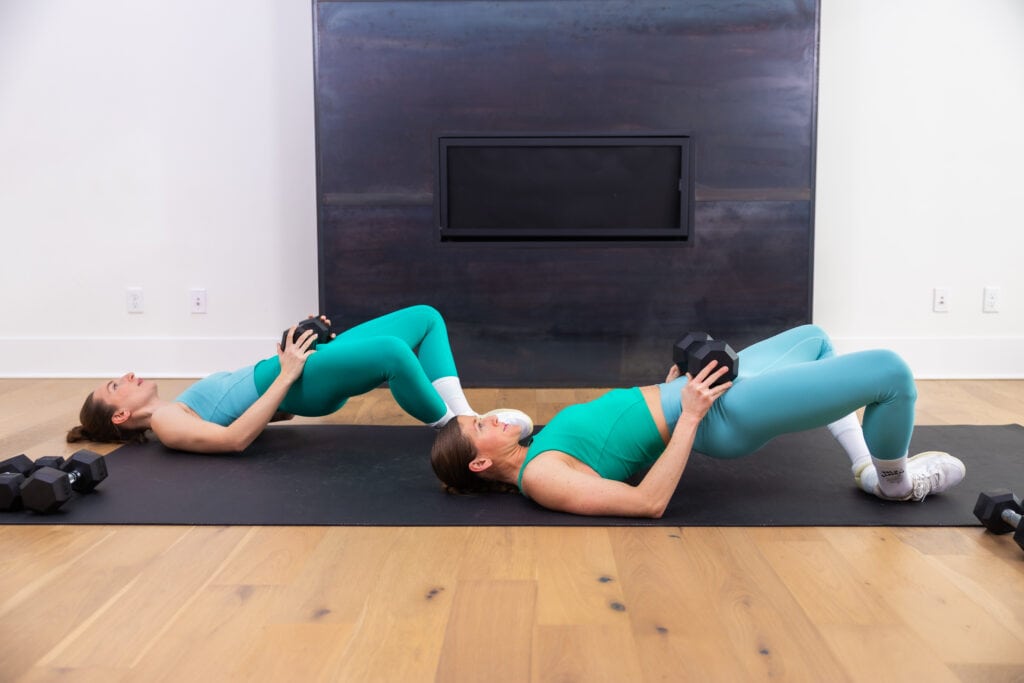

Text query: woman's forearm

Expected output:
[634,417,700,518]
[635,414,701,517]
[224,329,315,451]
[632,361,729,517]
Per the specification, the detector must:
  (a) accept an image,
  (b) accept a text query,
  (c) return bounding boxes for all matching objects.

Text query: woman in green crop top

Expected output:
[430,325,966,518]
[67,306,479,454]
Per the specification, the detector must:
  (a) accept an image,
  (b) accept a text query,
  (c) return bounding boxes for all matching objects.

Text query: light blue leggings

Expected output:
[253,305,456,423]
[659,325,916,460]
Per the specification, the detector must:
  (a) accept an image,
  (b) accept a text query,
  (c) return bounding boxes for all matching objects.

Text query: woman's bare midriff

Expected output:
[639,384,671,444]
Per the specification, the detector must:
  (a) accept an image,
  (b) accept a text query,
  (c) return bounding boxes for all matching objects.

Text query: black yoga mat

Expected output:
[3,424,1022,526]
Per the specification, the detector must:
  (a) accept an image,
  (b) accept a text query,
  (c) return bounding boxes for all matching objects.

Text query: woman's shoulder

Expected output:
[159,400,198,415]
[519,449,610,513]
[151,401,200,429]
[520,449,599,485]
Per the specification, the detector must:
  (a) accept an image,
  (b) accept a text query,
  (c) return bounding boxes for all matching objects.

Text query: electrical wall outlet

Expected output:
[983,286,1000,313]
[190,288,208,314]
[126,287,144,314]
[932,287,950,313]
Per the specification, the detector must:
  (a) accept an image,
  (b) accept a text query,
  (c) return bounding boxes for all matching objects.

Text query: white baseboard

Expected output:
[0,336,1022,379]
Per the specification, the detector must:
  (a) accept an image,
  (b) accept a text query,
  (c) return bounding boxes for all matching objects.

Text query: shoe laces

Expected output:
[910,465,943,502]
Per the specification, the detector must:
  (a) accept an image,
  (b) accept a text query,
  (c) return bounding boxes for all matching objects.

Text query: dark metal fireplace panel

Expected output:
[313,0,819,386]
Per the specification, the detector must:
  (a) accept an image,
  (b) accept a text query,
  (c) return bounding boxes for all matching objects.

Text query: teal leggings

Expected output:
[660,325,917,460]
[253,305,457,423]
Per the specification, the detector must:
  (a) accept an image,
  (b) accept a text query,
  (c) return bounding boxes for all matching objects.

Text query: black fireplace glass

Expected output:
[437,135,693,241]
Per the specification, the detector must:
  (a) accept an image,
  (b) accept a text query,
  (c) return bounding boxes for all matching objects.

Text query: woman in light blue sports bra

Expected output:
[67,305,477,454]
[430,325,966,517]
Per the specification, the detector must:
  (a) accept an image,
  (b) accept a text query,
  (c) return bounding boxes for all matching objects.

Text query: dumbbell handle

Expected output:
[1002,508,1022,529]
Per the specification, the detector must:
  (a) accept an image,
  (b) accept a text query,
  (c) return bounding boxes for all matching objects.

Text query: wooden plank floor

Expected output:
[1,379,1023,682]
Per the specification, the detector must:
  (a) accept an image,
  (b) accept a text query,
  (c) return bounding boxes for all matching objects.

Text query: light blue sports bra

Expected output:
[175,366,259,426]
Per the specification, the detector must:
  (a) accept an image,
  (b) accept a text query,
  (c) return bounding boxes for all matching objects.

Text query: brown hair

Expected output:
[66,392,148,445]
[430,419,517,494]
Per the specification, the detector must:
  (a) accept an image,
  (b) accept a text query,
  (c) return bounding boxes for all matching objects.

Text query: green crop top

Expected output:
[517,387,665,491]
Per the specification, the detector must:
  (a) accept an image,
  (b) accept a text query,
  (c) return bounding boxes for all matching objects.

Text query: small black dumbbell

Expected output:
[1,454,47,511]
[20,449,108,514]
[33,456,66,471]
[281,317,331,350]
[673,332,711,370]
[0,454,35,477]
[672,331,739,388]
[973,490,1024,552]
[1,454,96,512]
[0,472,27,511]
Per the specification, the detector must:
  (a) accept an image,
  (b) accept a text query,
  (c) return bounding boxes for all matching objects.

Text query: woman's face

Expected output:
[456,413,519,455]
[92,372,157,417]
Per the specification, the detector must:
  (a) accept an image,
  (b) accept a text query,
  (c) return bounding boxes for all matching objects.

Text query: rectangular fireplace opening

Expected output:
[436,134,693,242]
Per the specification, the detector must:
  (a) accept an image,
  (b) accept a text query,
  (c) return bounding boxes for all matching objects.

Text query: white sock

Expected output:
[429,407,457,429]
[827,413,872,473]
[431,376,474,416]
[872,454,910,499]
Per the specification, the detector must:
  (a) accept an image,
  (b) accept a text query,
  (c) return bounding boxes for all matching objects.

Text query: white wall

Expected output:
[0,0,318,377]
[815,0,1024,376]
[0,0,1021,379]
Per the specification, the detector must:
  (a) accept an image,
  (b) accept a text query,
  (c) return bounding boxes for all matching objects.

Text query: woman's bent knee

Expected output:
[408,304,442,323]
[869,349,917,400]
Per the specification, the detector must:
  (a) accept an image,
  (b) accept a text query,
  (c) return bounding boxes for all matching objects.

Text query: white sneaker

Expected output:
[855,451,966,502]
[480,409,534,441]
[905,451,966,501]
[852,460,877,493]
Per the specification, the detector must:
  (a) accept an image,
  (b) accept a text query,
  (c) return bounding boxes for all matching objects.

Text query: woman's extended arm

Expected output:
[522,362,731,517]
[151,326,316,453]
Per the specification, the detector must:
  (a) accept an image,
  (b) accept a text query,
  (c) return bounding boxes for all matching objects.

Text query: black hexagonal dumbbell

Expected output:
[973,490,1024,552]
[33,456,67,471]
[20,449,108,514]
[1,454,44,511]
[0,454,35,477]
[281,317,331,350]
[1,455,84,512]
[1,456,67,509]
[0,472,28,511]
[672,331,739,388]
